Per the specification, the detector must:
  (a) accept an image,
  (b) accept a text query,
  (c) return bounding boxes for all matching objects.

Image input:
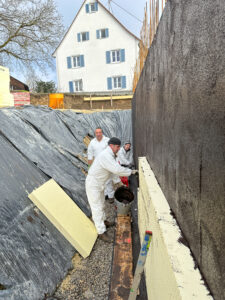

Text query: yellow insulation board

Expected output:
[138,157,212,300]
[29,179,97,258]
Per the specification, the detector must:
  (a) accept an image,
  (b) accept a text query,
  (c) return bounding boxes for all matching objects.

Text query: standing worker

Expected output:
[87,127,109,165]
[117,142,133,167]
[86,137,138,242]
[87,127,115,203]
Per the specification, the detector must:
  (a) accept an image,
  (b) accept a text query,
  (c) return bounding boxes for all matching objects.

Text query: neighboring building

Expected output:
[53,0,139,93]
[10,76,29,91]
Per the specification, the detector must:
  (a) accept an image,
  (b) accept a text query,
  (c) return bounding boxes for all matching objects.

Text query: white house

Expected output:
[53,0,139,93]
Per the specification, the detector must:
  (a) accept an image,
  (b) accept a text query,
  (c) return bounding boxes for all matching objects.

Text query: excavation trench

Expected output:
[0,106,136,300]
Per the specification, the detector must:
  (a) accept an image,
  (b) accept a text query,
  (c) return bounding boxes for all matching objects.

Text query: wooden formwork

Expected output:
[109,215,133,300]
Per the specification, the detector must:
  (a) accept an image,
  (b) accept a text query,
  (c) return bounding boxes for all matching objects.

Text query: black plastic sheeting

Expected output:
[0,106,132,300]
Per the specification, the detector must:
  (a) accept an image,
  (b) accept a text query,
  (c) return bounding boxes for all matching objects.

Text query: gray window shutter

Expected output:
[86,32,89,40]
[95,2,98,11]
[80,55,85,67]
[107,77,112,90]
[77,33,81,42]
[85,4,89,13]
[69,81,74,92]
[122,76,126,88]
[105,28,109,37]
[120,49,125,62]
[96,29,100,39]
[67,57,72,69]
[106,51,111,64]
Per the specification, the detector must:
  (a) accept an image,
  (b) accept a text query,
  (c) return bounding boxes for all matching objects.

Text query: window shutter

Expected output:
[67,57,72,69]
[107,77,112,90]
[77,33,81,42]
[106,51,111,64]
[105,28,109,37]
[69,81,74,92]
[120,49,125,62]
[95,2,98,11]
[96,29,100,39]
[85,4,89,13]
[122,76,126,89]
[80,55,85,67]
[86,32,89,40]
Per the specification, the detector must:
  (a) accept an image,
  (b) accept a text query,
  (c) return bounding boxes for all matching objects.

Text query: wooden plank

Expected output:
[83,95,133,101]
[109,215,133,300]
[28,179,97,258]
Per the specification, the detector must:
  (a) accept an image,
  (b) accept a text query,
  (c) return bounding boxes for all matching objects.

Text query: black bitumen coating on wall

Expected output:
[0,106,132,300]
[133,1,225,299]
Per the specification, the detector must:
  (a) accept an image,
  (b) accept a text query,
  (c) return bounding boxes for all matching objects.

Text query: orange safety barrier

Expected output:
[49,93,64,109]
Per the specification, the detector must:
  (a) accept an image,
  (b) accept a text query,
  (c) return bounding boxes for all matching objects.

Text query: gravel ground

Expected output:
[51,201,116,300]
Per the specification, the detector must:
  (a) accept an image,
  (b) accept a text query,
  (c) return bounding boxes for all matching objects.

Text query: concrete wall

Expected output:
[133,1,225,299]
[138,157,212,300]
[54,0,139,92]
[30,93,132,110]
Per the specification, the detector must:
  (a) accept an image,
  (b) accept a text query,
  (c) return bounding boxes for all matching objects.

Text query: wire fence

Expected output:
[133,0,167,92]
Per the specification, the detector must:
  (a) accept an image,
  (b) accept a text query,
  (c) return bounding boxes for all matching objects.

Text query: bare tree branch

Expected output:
[0,0,64,72]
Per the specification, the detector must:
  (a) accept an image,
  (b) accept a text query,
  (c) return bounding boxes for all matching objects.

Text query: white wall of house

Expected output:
[54,0,139,93]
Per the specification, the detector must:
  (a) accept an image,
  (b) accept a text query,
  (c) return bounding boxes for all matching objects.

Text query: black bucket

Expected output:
[114,186,134,215]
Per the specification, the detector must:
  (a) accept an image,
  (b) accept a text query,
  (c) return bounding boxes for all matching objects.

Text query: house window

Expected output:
[74,79,83,92]
[86,2,98,13]
[100,29,107,38]
[73,56,80,68]
[90,3,97,12]
[77,32,89,42]
[96,28,109,39]
[111,50,120,63]
[106,49,125,64]
[67,55,85,69]
[107,76,126,90]
[81,32,88,41]
[113,76,122,89]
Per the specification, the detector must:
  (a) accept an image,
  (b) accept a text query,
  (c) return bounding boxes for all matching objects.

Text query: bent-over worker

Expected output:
[86,137,137,242]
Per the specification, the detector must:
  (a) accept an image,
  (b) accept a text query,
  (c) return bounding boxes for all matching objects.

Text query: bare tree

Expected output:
[0,0,64,71]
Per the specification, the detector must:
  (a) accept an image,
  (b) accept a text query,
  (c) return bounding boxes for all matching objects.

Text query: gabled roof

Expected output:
[52,0,140,57]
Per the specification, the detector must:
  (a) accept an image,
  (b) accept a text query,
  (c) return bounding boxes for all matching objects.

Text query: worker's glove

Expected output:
[113,181,124,190]
[131,169,138,175]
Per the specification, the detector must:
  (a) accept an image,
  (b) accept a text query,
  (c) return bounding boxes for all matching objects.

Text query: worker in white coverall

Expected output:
[86,137,138,242]
[117,142,133,167]
[87,127,115,203]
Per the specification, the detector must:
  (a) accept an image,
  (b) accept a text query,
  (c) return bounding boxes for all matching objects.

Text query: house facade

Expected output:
[53,0,139,93]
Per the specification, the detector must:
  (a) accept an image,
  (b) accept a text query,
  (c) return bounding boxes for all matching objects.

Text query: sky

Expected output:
[11,0,149,84]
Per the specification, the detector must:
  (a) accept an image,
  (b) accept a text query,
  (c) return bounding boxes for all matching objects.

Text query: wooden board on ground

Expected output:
[109,215,133,300]
[28,179,97,258]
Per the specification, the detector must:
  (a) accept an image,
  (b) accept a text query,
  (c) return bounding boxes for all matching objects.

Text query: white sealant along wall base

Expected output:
[138,157,213,300]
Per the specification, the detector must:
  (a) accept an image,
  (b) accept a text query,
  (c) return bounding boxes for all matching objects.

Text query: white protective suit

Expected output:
[86,146,132,234]
[87,135,109,160]
[117,147,133,166]
[87,135,114,198]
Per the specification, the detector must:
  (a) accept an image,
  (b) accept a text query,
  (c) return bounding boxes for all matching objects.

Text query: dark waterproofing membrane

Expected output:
[0,106,131,300]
